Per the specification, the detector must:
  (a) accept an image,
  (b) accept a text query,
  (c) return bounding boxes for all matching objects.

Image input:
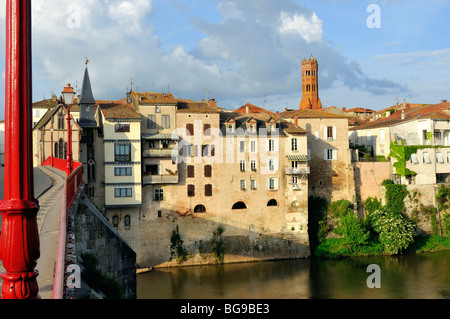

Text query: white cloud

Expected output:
[279,11,323,43]
[0,0,410,119]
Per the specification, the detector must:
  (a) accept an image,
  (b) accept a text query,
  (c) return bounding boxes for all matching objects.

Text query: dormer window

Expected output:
[227,124,235,133]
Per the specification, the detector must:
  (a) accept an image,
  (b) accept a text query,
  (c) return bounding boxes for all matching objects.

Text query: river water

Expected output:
[137,251,450,299]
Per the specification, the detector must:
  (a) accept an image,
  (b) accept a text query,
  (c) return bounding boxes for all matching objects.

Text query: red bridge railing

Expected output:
[42,157,84,299]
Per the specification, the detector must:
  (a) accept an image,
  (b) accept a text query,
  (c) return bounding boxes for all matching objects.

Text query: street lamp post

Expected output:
[62,84,75,175]
[0,0,40,299]
[50,124,54,167]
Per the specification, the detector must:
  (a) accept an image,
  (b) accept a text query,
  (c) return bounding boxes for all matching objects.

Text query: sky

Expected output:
[0,0,450,119]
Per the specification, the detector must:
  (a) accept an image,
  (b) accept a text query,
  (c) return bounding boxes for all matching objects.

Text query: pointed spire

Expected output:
[79,65,95,105]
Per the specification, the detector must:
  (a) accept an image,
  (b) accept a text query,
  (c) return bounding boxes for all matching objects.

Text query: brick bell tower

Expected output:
[299,54,322,110]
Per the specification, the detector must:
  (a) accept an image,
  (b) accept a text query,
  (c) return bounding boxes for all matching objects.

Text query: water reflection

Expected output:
[137,251,450,299]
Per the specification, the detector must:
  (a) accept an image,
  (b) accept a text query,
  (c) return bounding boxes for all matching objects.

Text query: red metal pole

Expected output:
[51,124,54,167]
[66,106,73,175]
[0,0,40,299]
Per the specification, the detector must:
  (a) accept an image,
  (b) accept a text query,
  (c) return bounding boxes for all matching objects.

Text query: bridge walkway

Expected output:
[0,165,67,299]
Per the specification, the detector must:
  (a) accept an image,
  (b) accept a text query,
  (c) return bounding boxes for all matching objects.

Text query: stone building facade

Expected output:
[108,98,311,268]
[280,109,356,203]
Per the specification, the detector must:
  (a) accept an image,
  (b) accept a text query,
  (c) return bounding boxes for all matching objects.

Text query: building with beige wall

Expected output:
[32,103,81,167]
[349,101,450,186]
[280,109,355,203]
[99,102,142,209]
[102,97,311,267]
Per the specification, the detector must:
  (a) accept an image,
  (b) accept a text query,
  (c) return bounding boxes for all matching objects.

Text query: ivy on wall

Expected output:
[382,179,408,215]
[389,141,444,177]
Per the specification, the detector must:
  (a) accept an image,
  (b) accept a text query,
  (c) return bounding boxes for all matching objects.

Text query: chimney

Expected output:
[371,112,376,122]
[285,108,288,112]
[246,105,249,113]
[386,110,391,117]
[342,107,346,112]
[442,99,448,104]
[208,99,216,108]
[294,118,298,126]
[401,109,405,120]
[275,111,279,118]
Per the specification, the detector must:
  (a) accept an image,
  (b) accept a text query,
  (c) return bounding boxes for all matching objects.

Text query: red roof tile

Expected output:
[233,103,275,115]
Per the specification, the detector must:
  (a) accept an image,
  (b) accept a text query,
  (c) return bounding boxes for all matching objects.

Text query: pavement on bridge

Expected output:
[0,166,67,299]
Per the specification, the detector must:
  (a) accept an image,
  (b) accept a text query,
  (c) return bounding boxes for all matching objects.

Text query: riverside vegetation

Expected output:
[311,181,450,259]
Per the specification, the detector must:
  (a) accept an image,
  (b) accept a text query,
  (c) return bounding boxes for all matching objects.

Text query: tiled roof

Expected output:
[32,97,60,109]
[177,99,221,113]
[345,107,374,113]
[100,102,141,120]
[281,122,308,134]
[233,103,275,115]
[280,109,350,119]
[133,92,178,105]
[348,118,403,131]
[33,105,61,130]
[349,102,450,131]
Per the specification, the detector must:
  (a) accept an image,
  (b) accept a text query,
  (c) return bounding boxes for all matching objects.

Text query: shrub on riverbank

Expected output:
[409,234,450,253]
[315,204,415,258]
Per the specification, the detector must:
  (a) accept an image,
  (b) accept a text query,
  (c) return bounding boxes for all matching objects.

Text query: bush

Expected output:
[170,225,187,262]
[328,199,354,218]
[334,212,370,247]
[364,197,382,216]
[442,214,450,237]
[370,208,414,254]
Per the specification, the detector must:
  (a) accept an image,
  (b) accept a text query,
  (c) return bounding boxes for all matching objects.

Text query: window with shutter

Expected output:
[186,124,194,136]
[204,124,211,136]
[205,184,212,196]
[187,165,195,178]
[204,165,212,177]
[187,184,195,197]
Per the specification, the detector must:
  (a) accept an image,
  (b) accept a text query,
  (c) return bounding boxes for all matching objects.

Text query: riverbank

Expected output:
[314,233,450,260]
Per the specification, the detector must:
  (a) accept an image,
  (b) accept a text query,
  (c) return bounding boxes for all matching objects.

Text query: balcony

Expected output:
[143,174,179,184]
[143,148,174,158]
[285,166,310,175]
